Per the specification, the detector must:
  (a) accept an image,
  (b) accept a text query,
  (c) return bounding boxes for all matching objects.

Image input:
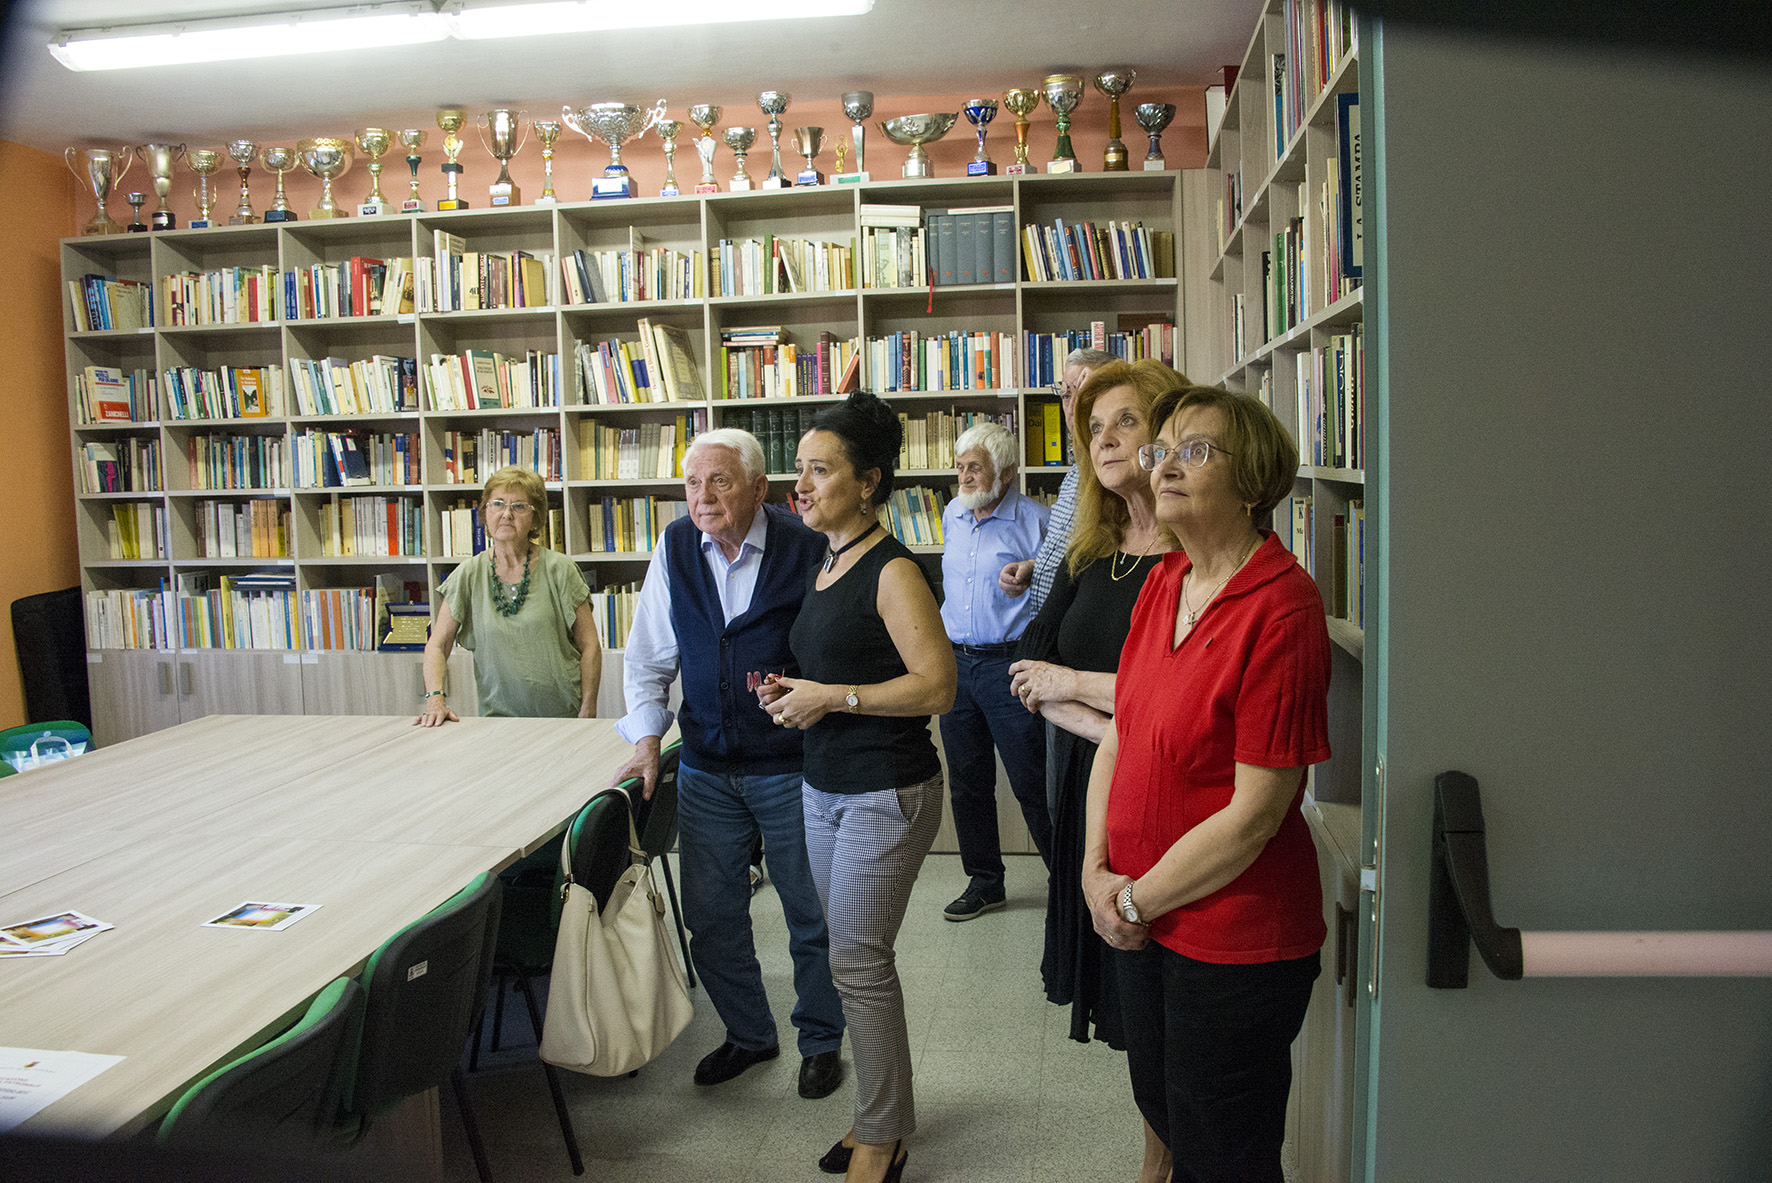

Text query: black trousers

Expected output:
[1115,941,1320,1183]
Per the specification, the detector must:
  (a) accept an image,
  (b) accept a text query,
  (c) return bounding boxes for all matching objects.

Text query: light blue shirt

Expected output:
[939,486,1049,646]
[616,508,771,744]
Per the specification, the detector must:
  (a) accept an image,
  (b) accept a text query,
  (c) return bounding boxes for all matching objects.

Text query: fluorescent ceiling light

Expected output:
[448,0,875,39]
[49,3,451,71]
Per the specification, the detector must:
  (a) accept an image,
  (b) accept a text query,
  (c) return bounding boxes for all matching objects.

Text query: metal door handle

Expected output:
[179,661,195,697]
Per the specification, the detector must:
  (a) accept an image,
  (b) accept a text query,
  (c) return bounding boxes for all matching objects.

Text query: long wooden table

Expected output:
[0,714,631,1139]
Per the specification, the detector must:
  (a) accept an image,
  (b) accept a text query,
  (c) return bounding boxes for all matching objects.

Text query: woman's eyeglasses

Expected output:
[486,499,534,515]
[1137,440,1233,471]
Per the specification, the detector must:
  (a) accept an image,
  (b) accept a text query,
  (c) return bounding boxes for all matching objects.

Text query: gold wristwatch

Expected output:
[845,685,860,713]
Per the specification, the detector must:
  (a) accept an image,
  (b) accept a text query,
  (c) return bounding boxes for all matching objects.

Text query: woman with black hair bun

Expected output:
[758,391,957,1183]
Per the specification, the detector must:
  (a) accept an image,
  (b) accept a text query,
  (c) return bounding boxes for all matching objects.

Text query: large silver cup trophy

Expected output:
[564,102,662,199]
[137,143,186,230]
[1042,75,1083,173]
[757,91,792,189]
[477,109,528,206]
[839,90,873,181]
[66,146,133,235]
[260,145,297,222]
[225,139,258,224]
[688,104,722,194]
[1134,102,1177,171]
[879,114,956,179]
[295,137,354,219]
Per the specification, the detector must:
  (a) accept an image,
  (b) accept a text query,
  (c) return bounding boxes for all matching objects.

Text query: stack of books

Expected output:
[318,494,423,558]
[926,206,1016,286]
[72,365,155,424]
[1020,218,1173,282]
[286,355,418,416]
[162,364,284,420]
[858,204,926,289]
[79,438,161,493]
[195,498,289,558]
[162,266,279,326]
[586,496,689,553]
[186,433,288,491]
[67,273,153,331]
[291,429,418,489]
[577,413,704,481]
[106,503,166,561]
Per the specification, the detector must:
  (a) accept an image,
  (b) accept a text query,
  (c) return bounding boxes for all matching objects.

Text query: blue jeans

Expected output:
[939,648,1052,893]
[676,759,845,1056]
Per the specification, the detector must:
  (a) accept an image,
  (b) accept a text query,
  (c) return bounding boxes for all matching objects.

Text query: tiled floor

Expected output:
[445,852,1161,1182]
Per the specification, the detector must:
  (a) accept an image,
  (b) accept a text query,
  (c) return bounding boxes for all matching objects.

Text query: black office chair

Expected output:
[157,975,364,1151]
[629,739,693,987]
[343,872,502,1182]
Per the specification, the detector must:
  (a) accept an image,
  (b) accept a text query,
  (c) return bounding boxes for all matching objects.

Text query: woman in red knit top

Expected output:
[1082,385,1331,1182]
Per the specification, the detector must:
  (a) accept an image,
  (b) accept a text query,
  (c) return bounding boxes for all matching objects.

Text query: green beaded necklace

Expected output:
[493,545,533,617]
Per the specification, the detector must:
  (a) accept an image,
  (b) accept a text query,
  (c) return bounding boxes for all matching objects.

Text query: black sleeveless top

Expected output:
[789,534,941,793]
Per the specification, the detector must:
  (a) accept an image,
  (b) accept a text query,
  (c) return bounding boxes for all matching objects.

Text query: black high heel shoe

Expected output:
[818,1138,852,1174]
[883,1140,908,1182]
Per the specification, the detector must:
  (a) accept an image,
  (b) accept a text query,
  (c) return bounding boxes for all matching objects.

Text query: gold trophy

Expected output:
[188,149,222,228]
[437,107,469,210]
[657,119,683,197]
[355,128,393,215]
[65,146,133,235]
[477,109,527,206]
[1042,75,1083,173]
[532,119,562,204]
[260,145,297,222]
[225,140,258,224]
[397,129,426,212]
[295,137,354,219]
[1094,69,1136,171]
[137,143,186,230]
[1003,88,1039,176]
[689,104,722,194]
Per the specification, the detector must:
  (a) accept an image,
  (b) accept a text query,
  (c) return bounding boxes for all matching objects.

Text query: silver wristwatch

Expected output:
[1119,882,1142,925]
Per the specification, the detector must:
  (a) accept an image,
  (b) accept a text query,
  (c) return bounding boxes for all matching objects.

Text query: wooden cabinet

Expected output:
[86,650,180,747]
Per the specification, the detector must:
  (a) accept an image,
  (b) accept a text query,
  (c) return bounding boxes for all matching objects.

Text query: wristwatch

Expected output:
[845,685,860,713]
[1119,882,1143,925]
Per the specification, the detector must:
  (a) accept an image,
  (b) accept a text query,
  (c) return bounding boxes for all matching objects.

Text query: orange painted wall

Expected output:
[0,140,79,729]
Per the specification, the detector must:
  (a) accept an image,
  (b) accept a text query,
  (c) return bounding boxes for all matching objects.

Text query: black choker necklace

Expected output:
[823,521,880,573]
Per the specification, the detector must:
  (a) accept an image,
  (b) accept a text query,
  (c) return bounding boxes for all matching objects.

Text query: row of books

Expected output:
[194,498,289,558]
[74,366,154,424]
[709,236,854,297]
[899,409,1017,472]
[161,266,280,327]
[1263,210,1308,341]
[718,327,860,401]
[81,437,161,494]
[927,207,1015,286]
[427,231,553,312]
[1024,400,1077,468]
[440,427,565,485]
[422,349,564,411]
[1296,325,1365,471]
[437,501,568,557]
[177,573,303,650]
[318,494,424,558]
[561,243,706,304]
[162,365,285,421]
[586,496,690,553]
[576,412,706,481]
[1277,0,1359,159]
[880,485,951,547]
[291,430,418,489]
[1021,322,1178,388]
[589,582,642,650]
[288,355,419,416]
[858,204,926,289]
[187,433,289,491]
[302,585,382,651]
[68,274,153,332]
[1279,492,1364,629]
[84,587,170,649]
[106,503,166,561]
[862,330,1019,394]
[723,404,820,476]
[1020,218,1175,284]
[1219,167,1245,251]
[284,257,413,320]
[574,319,704,404]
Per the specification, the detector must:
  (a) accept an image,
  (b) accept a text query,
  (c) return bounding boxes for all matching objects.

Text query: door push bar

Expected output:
[1428,771,1772,988]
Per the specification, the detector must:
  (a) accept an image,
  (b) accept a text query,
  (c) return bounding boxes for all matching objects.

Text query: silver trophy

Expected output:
[1095,69,1136,171]
[879,114,956,180]
[295,137,354,219]
[1042,74,1083,173]
[476,109,528,206]
[261,145,297,222]
[66,146,133,235]
[962,98,998,176]
[688,104,722,194]
[793,127,825,186]
[722,126,756,191]
[563,101,662,199]
[137,143,186,230]
[1134,102,1177,171]
[657,119,683,196]
[225,139,258,224]
[839,91,873,181]
[757,91,792,188]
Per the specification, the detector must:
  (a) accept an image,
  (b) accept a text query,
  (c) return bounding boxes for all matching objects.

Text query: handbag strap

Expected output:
[558,786,651,901]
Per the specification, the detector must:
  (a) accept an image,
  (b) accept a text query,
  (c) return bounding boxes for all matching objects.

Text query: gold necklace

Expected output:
[1110,530,1158,582]
[1180,536,1259,625]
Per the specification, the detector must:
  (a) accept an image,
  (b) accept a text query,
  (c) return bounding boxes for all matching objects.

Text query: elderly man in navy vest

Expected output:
[612,427,845,1099]
[938,421,1054,922]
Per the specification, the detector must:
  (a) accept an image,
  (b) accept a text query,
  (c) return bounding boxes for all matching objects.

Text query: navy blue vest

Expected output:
[666,504,825,774]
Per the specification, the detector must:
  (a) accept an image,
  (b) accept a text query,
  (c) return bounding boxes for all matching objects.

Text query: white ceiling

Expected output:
[0,0,1261,152]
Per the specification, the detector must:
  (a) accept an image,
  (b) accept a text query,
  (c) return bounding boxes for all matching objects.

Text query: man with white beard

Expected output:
[935,421,1052,921]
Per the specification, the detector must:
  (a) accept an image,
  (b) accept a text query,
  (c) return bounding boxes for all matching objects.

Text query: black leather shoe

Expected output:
[818,1137,852,1174]
[943,884,1006,921]
[798,1049,843,1099]
[693,1040,779,1086]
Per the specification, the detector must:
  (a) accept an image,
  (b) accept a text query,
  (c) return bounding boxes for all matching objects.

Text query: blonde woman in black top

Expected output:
[759,392,956,1183]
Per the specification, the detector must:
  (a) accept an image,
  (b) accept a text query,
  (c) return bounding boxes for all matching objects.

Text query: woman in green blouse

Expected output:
[416,466,601,724]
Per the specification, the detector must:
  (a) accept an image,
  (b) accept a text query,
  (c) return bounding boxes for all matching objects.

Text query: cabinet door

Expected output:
[175,651,305,722]
[300,651,428,716]
[1291,807,1360,1183]
[86,650,181,746]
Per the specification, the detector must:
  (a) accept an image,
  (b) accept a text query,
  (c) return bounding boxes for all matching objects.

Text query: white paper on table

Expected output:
[0,910,113,949]
[201,901,321,931]
[0,1047,125,1133]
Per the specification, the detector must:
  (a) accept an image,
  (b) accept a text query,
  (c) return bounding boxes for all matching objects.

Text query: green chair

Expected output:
[344,872,502,1182]
[630,740,693,987]
[157,975,364,1151]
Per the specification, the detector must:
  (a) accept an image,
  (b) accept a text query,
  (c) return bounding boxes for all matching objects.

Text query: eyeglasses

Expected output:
[1137,440,1233,471]
[486,498,534,515]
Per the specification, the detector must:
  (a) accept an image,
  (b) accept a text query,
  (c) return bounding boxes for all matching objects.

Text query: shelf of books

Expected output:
[63,170,1185,736]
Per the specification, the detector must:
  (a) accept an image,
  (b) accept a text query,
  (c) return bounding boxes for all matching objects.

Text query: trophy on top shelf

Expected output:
[1042,75,1083,173]
[836,90,872,183]
[1002,88,1039,175]
[225,140,258,224]
[125,192,147,232]
[722,127,756,192]
[1095,69,1136,171]
[962,98,998,176]
[138,143,185,230]
[355,128,394,215]
[188,149,222,228]
[397,129,426,211]
[563,101,662,199]
[477,109,527,206]
[436,107,469,210]
[879,114,956,179]
[688,104,722,194]
[532,119,562,204]
[656,118,683,196]
[296,138,354,219]
[1135,102,1176,171]
[260,145,297,222]
[757,91,792,188]
[793,127,825,186]
[65,146,132,235]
